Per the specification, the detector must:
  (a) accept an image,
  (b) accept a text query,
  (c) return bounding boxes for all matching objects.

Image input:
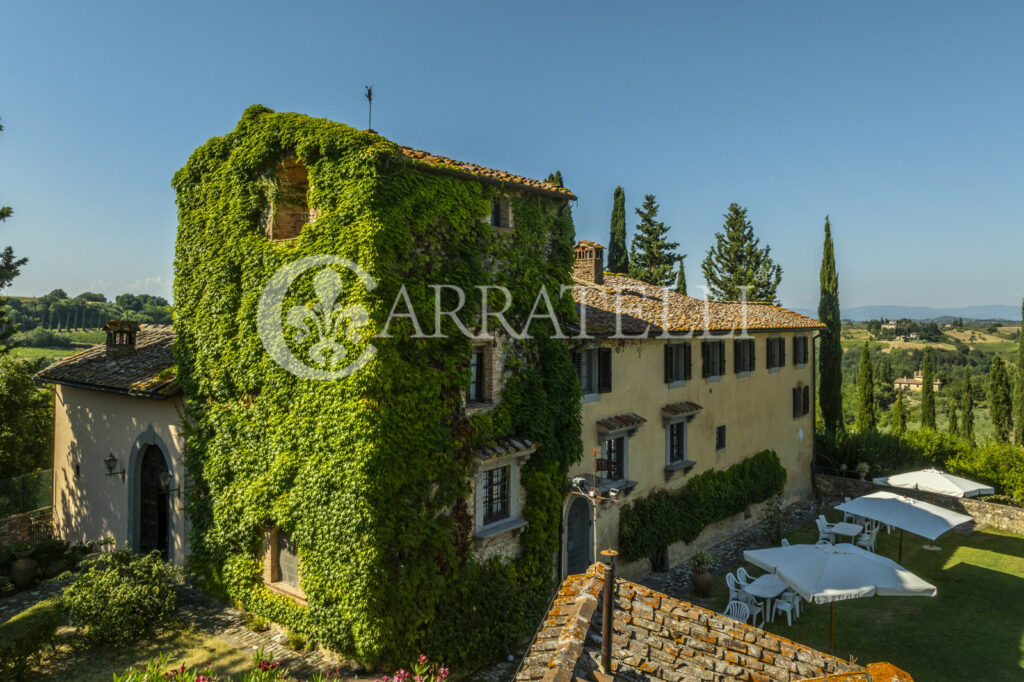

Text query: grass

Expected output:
[706,514,1024,681]
[10,345,82,363]
[29,623,256,681]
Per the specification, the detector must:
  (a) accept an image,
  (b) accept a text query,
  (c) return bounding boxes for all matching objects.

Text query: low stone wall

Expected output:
[0,507,54,546]
[814,473,1024,536]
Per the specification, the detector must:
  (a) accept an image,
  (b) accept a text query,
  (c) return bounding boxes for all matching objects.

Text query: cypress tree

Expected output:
[856,342,876,432]
[607,186,629,274]
[675,256,687,295]
[818,217,843,432]
[989,355,1012,442]
[701,203,783,302]
[545,170,564,187]
[920,348,936,429]
[1015,298,1024,444]
[628,195,680,287]
[892,392,907,434]
[948,400,959,437]
[962,366,975,443]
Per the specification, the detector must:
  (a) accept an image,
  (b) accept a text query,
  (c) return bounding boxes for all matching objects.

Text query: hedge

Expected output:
[619,450,786,562]
[0,596,63,677]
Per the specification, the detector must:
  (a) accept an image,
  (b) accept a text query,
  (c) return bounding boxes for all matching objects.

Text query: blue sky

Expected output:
[1,1,1021,311]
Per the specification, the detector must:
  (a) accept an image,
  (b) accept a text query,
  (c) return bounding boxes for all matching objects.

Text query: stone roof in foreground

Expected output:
[35,325,179,399]
[516,563,912,682]
[571,274,826,337]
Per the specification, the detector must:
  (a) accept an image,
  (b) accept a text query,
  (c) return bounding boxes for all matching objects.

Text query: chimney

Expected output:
[574,240,605,284]
[104,320,140,360]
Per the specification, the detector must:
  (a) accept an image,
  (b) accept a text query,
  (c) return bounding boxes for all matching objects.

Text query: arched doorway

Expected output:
[138,445,169,558]
[565,497,592,576]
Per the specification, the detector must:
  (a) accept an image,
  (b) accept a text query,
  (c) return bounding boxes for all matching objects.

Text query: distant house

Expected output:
[894,369,942,393]
[516,562,914,681]
[881,321,898,330]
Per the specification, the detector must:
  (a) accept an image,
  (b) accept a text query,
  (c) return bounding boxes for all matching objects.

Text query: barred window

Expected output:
[600,436,626,481]
[482,466,510,525]
[668,422,686,463]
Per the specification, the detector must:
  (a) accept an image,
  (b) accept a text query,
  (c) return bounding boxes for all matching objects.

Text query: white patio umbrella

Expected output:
[874,468,994,500]
[836,491,973,561]
[744,543,936,652]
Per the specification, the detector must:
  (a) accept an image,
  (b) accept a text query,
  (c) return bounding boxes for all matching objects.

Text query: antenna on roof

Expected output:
[365,85,374,131]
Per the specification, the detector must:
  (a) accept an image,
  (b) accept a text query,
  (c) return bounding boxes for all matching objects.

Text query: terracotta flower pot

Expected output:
[10,557,39,588]
[692,570,713,597]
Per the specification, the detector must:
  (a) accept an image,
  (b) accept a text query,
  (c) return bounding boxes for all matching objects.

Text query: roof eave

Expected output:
[34,376,180,401]
[404,160,577,201]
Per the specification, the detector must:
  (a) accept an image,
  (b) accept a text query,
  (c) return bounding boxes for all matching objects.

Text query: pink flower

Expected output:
[417,654,428,664]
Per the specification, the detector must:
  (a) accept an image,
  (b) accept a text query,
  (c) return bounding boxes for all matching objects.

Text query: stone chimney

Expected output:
[104,320,140,360]
[574,240,605,284]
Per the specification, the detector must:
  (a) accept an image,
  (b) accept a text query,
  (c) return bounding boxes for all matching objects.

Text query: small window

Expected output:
[266,158,316,241]
[664,342,692,383]
[600,436,626,481]
[715,425,726,451]
[767,337,786,369]
[469,346,487,403]
[263,527,304,599]
[702,340,726,378]
[793,384,811,417]
[667,421,686,464]
[575,347,611,395]
[793,336,809,365]
[734,339,755,373]
[482,466,511,526]
[489,198,511,229]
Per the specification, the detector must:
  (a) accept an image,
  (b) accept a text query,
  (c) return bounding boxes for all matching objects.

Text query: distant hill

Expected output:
[789,304,1020,323]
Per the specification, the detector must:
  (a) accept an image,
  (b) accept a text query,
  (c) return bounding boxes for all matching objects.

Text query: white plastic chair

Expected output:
[781,538,790,546]
[740,591,765,628]
[815,519,834,544]
[723,600,751,624]
[736,567,755,585]
[726,573,743,603]
[856,526,878,553]
[772,591,799,626]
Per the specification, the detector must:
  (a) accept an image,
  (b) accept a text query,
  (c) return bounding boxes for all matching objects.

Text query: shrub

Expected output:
[0,596,63,677]
[689,550,713,573]
[619,450,786,562]
[62,549,179,644]
[243,610,270,633]
[12,328,74,349]
[374,654,450,682]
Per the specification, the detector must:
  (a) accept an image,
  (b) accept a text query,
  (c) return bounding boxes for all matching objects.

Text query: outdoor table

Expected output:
[829,522,863,541]
[742,574,788,623]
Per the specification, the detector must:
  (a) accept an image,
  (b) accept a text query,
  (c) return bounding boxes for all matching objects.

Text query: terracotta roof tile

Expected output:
[398,146,575,199]
[662,401,703,418]
[571,273,826,337]
[516,563,912,681]
[595,413,647,432]
[35,325,178,399]
[474,437,539,461]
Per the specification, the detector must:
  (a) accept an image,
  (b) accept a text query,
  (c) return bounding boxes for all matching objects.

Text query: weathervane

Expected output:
[365,85,374,130]
[569,447,621,564]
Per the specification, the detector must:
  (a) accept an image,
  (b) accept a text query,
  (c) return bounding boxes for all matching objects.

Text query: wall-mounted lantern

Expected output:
[104,452,125,481]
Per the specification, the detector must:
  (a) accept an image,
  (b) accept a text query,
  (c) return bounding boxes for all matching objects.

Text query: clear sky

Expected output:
[1,1,1021,311]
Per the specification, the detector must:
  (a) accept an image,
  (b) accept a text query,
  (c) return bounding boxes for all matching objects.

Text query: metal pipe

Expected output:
[600,549,618,674]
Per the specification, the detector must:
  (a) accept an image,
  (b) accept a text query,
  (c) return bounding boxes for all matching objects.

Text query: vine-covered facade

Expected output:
[172,106,582,665]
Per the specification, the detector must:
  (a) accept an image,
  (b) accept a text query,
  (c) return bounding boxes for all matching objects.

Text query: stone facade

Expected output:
[0,507,53,546]
[814,473,1024,536]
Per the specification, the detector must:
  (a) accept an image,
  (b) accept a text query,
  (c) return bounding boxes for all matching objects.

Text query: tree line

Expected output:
[3,289,172,336]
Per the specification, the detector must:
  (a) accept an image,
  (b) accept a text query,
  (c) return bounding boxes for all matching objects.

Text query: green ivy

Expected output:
[618,450,786,562]
[172,106,581,667]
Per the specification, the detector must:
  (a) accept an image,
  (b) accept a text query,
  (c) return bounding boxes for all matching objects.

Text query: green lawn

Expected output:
[708,515,1024,681]
[11,345,82,364]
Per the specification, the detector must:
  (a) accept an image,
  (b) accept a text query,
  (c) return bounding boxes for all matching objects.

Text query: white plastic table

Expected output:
[830,522,863,541]
[742,574,788,623]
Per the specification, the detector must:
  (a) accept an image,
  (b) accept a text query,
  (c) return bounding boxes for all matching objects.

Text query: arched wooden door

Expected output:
[139,445,169,558]
[565,497,592,576]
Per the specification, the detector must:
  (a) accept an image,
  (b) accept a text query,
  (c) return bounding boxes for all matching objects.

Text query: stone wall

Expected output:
[0,507,53,546]
[814,473,1024,536]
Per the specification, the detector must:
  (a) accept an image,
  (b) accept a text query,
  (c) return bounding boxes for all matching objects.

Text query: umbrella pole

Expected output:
[830,603,835,654]
[898,528,904,564]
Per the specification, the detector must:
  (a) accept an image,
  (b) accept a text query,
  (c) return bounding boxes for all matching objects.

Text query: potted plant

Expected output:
[856,462,870,480]
[689,550,714,597]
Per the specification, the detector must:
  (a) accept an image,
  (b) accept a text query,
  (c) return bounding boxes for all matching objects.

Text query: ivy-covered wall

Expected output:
[172,105,582,666]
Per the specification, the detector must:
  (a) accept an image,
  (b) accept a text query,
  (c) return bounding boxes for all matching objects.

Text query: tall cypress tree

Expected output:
[856,342,876,432]
[701,203,783,302]
[920,347,936,429]
[948,400,960,437]
[545,171,563,187]
[818,217,843,432]
[675,257,687,295]
[961,366,975,443]
[892,392,907,434]
[1014,298,1024,444]
[628,195,680,287]
[607,186,629,274]
[0,116,26,353]
[989,355,1012,442]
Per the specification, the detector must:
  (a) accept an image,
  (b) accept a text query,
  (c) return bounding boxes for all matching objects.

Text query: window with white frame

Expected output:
[482,465,510,525]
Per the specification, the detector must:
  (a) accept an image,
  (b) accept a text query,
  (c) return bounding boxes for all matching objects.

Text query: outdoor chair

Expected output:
[856,526,879,553]
[740,591,765,628]
[772,591,800,626]
[726,573,743,603]
[723,600,751,625]
[781,538,790,546]
[815,518,834,544]
[736,566,755,584]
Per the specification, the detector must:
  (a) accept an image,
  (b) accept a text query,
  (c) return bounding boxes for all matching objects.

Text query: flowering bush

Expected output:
[375,654,450,682]
[112,650,289,681]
